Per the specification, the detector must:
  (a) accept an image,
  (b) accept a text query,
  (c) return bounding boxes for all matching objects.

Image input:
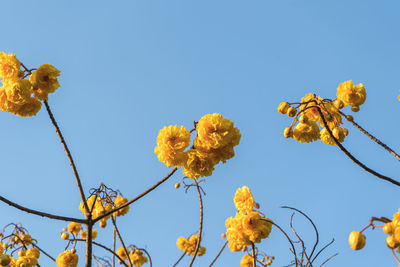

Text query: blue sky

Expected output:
[1,0,400,266]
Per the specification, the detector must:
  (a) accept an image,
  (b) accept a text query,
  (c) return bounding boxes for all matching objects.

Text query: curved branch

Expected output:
[0,194,86,223]
[188,179,204,267]
[311,238,335,264]
[44,101,90,214]
[316,106,400,187]
[94,167,178,223]
[340,111,400,162]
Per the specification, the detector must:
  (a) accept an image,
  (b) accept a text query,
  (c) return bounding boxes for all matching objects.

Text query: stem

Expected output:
[251,243,256,267]
[44,100,90,215]
[172,252,186,267]
[137,248,152,267]
[340,111,400,162]
[209,241,228,267]
[316,106,400,187]
[0,194,85,223]
[112,216,132,266]
[113,229,116,267]
[32,243,56,262]
[94,167,178,223]
[85,219,93,267]
[188,179,204,267]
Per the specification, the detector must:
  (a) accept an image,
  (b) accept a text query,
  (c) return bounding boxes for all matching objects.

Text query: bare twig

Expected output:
[44,100,90,214]
[209,241,228,267]
[112,216,132,266]
[94,167,178,223]
[172,252,186,267]
[188,179,204,267]
[311,239,335,264]
[319,253,338,267]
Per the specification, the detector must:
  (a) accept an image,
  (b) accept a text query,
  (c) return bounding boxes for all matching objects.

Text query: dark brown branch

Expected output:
[188,179,204,267]
[32,243,56,262]
[0,194,85,223]
[112,216,132,266]
[44,100,90,215]
[137,248,152,267]
[251,243,256,267]
[94,167,178,223]
[311,239,335,265]
[208,241,228,267]
[86,219,93,267]
[172,252,186,267]
[315,106,400,187]
[340,111,400,162]
[288,213,311,266]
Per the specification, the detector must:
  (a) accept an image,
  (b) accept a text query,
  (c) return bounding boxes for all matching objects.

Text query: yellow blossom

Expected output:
[0,52,20,80]
[154,125,190,167]
[56,250,78,267]
[183,149,215,179]
[113,196,130,217]
[80,229,97,240]
[233,186,255,213]
[116,247,128,260]
[129,249,149,267]
[240,254,254,267]
[67,222,81,236]
[26,248,40,259]
[29,63,60,101]
[336,80,366,109]
[293,120,320,143]
[176,235,206,256]
[320,127,348,145]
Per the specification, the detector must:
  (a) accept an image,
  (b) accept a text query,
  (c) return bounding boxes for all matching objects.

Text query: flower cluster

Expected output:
[79,194,130,228]
[116,247,148,266]
[225,186,272,252]
[0,225,40,267]
[176,234,206,256]
[56,249,78,267]
[0,52,60,117]
[240,254,274,267]
[278,80,366,145]
[60,222,98,241]
[155,113,241,179]
[383,209,400,250]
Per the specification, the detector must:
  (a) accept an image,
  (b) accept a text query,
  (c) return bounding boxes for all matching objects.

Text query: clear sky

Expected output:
[1,0,400,266]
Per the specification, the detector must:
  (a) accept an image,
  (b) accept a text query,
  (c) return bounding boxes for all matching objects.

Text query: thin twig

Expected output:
[32,243,56,261]
[188,179,204,267]
[251,243,256,267]
[94,167,178,223]
[340,111,400,162]
[288,213,311,266]
[112,216,133,266]
[93,255,105,267]
[0,194,85,223]
[44,100,90,214]
[316,106,400,187]
[319,253,338,267]
[209,241,228,267]
[172,252,186,267]
[281,206,319,263]
[137,248,152,267]
[112,229,116,267]
[311,239,335,264]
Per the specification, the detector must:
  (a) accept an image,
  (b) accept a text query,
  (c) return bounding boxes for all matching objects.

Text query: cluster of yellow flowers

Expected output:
[176,234,206,256]
[278,80,366,145]
[116,247,148,266]
[56,249,78,267]
[0,227,41,267]
[225,186,272,252]
[60,222,98,241]
[79,195,130,228]
[154,113,241,179]
[0,52,60,117]
[240,254,274,267]
[383,209,400,250]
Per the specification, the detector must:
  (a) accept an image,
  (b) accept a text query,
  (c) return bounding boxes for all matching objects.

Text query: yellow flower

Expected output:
[113,196,130,217]
[293,120,320,143]
[154,125,190,167]
[29,63,60,101]
[336,80,366,109]
[234,186,255,213]
[4,79,32,105]
[183,149,215,179]
[56,250,78,267]
[80,229,97,240]
[176,235,206,256]
[0,52,20,80]
[19,234,33,246]
[26,248,40,259]
[116,247,128,260]
[61,232,70,240]
[348,231,366,250]
[320,127,348,145]
[240,254,254,267]
[67,222,81,236]
[129,249,149,267]
[195,113,240,151]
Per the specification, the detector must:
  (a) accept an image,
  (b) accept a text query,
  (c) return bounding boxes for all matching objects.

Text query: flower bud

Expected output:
[0,255,11,266]
[283,127,293,138]
[287,107,297,117]
[386,235,399,249]
[334,99,344,109]
[383,222,394,235]
[61,232,69,240]
[346,115,354,122]
[174,183,180,189]
[348,231,366,250]
[221,233,226,239]
[351,105,360,112]
[254,202,260,209]
[278,102,290,114]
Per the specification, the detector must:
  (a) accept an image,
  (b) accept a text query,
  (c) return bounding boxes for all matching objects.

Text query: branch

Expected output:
[94,167,178,223]
[188,179,204,267]
[208,241,228,267]
[315,106,400,187]
[112,216,132,266]
[0,194,86,223]
[44,100,90,215]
